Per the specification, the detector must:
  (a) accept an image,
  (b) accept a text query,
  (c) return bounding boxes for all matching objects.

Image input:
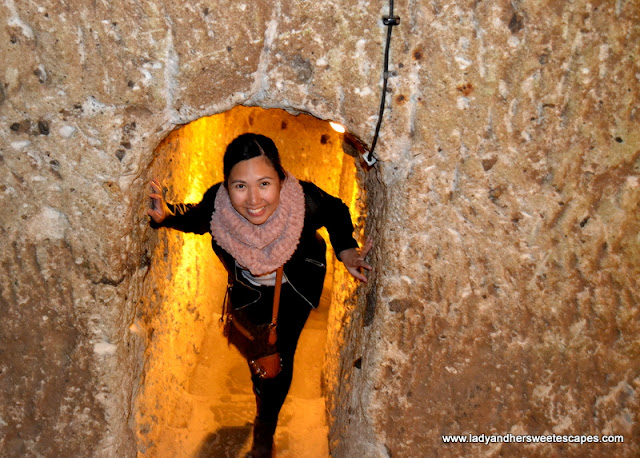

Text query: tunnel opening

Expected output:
[135,106,367,456]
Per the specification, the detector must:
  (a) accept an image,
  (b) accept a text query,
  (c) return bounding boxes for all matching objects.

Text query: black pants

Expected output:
[238,283,312,424]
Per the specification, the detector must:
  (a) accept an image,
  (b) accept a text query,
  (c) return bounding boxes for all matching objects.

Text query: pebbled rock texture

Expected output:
[0,0,638,457]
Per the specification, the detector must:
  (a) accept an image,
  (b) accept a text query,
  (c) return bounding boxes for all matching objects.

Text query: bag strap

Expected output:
[268,266,284,345]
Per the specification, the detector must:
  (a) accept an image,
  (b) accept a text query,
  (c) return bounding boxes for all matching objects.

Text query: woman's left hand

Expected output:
[339,237,373,283]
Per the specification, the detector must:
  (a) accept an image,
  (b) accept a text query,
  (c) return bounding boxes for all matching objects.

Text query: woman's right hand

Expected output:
[147,179,167,224]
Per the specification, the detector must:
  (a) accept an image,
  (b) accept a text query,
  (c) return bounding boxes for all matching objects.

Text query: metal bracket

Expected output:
[383,16,401,26]
[362,151,378,167]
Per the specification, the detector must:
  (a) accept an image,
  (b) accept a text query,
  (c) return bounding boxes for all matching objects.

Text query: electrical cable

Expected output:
[364,0,400,166]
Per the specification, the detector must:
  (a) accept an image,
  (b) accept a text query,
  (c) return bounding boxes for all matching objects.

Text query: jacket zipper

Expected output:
[284,272,315,308]
[230,263,263,309]
[304,257,325,268]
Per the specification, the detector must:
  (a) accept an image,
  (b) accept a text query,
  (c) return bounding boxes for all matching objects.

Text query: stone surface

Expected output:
[329,1,640,457]
[0,0,638,457]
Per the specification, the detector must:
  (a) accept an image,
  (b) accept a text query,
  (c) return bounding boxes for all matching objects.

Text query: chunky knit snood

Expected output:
[209,173,305,276]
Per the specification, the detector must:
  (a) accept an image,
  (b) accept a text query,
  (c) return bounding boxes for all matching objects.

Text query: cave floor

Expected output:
[154,291,332,457]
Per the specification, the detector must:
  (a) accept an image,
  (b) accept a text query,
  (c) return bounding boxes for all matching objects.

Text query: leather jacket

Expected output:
[157,180,358,309]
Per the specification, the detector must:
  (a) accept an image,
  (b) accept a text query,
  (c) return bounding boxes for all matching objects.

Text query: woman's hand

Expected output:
[147,179,167,224]
[339,236,373,283]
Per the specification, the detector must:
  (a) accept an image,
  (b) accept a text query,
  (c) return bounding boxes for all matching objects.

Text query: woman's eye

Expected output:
[235,184,245,189]
[260,181,270,187]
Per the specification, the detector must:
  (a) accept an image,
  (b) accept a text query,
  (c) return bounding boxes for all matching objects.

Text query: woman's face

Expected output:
[227,155,283,225]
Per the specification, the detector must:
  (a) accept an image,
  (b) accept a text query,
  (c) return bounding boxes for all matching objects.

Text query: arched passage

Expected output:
[135,106,366,456]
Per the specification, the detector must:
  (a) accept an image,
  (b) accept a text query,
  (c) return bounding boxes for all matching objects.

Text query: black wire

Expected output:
[366,0,399,164]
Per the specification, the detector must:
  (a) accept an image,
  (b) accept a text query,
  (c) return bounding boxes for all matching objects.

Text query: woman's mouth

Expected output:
[246,207,266,216]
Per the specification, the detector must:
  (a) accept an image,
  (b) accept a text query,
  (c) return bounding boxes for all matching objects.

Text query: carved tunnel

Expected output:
[134,106,365,456]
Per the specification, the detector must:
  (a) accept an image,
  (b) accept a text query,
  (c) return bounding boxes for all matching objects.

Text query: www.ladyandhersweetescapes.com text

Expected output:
[442,433,624,445]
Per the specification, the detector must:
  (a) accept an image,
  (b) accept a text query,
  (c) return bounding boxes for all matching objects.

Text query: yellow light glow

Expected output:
[139,106,363,456]
[329,121,346,133]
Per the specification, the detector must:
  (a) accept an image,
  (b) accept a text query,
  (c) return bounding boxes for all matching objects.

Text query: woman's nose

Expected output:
[247,186,259,205]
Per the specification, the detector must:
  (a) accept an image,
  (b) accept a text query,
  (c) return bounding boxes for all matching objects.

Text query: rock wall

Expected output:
[329,1,640,457]
[1,0,638,456]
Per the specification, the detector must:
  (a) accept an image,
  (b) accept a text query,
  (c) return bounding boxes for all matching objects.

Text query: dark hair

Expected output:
[223,133,286,186]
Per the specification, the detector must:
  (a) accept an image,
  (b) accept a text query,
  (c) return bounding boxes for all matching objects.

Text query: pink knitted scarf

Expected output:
[209,174,305,276]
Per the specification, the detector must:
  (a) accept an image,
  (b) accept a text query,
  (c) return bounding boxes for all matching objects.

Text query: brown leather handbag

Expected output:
[223,267,284,379]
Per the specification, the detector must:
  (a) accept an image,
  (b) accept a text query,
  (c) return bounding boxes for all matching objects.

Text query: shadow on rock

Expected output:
[195,423,253,458]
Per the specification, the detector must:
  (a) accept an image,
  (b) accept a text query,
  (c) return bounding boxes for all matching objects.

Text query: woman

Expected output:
[148,133,372,456]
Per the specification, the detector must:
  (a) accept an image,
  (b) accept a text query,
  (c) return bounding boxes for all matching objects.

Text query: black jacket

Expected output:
[156,181,358,309]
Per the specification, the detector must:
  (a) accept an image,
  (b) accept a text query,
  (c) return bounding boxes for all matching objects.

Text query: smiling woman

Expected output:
[226,141,285,226]
[148,131,371,456]
[136,106,368,457]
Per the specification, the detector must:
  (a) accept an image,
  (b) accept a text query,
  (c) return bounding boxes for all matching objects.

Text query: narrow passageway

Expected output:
[154,280,332,457]
[138,106,363,456]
